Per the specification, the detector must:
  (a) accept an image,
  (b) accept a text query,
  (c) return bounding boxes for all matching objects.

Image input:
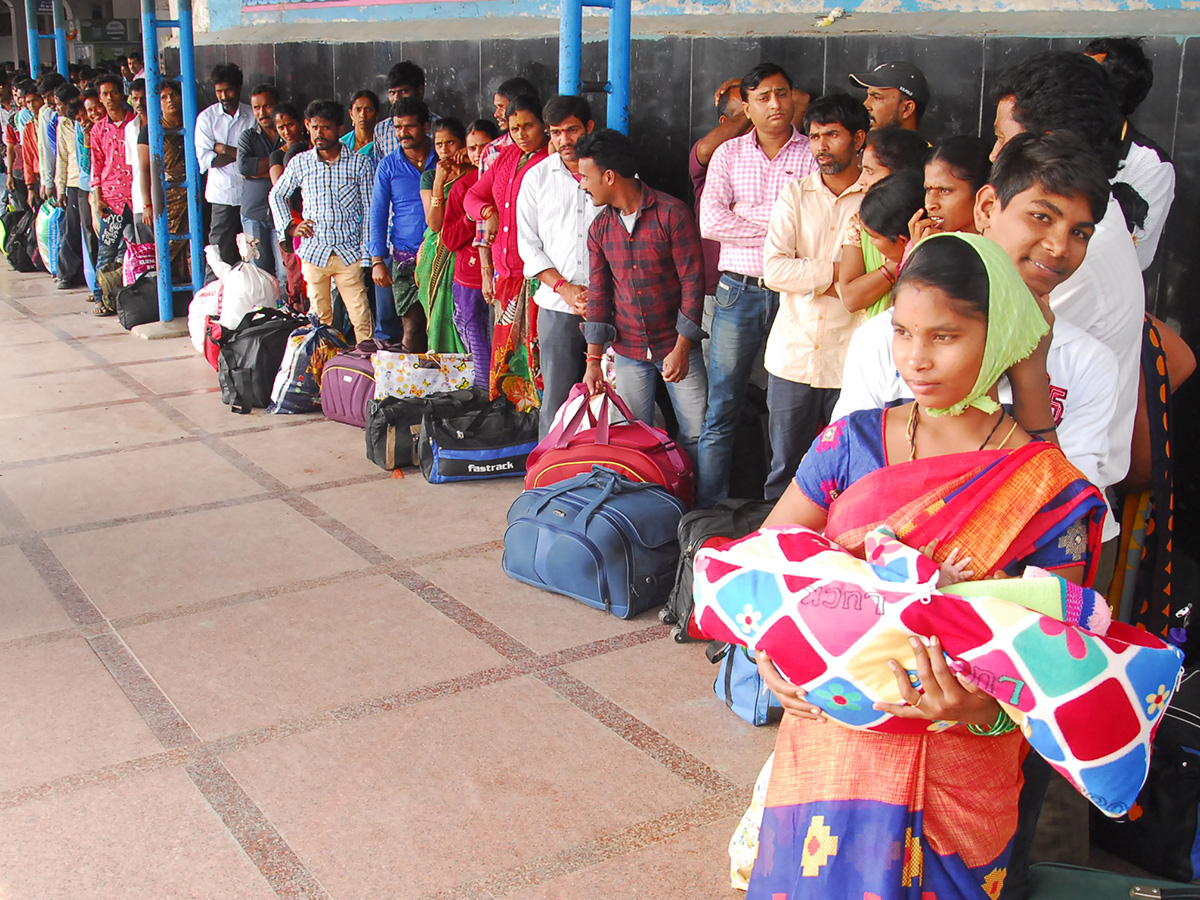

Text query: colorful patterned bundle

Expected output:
[371,351,474,401]
[693,525,1184,817]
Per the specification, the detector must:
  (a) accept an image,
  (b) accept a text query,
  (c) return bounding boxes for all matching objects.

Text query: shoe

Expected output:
[56,280,72,290]
[356,339,379,353]
[93,299,115,316]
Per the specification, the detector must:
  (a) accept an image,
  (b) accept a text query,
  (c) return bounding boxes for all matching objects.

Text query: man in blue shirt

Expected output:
[368,97,435,349]
[268,99,374,346]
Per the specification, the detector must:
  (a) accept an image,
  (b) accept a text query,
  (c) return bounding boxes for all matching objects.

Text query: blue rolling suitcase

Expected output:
[502,467,686,619]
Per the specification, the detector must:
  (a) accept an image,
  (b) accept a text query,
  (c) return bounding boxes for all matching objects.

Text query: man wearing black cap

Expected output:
[849,61,929,131]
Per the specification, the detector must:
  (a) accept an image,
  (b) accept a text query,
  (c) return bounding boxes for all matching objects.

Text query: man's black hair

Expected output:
[989,131,1110,224]
[391,96,430,126]
[129,78,145,94]
[930,135,993,194]
[386,61,425,91]
[273,101,301,121]
[304,99,344,126]
[127,50,143,64]
[434,116,466,142]
[93,73,122,93]
[81,86,99,101]
[575,127,637,179]
[496,77,539,105]
[468,118,501,141]
[349,89,379,110]
[740,62,793,101]
[65,97,84,120]
[803,92,870,136]
[860,171,927,242]
[37,72,66,94]
[54,82,80,104]
[159,80,181,96]
[1084,36,1154,118]
[20,80,40,98]
[505,93,543,122]
[543,94,593,128]
[992,51,1122,178]
[250,83,279,103]
[865,126,931,173]
[210,63,244,89]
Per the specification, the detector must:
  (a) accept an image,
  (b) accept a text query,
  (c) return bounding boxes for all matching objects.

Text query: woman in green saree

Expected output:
[416,117,470,354]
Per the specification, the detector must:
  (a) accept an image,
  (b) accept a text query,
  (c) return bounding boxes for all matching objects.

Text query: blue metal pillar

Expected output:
[141,0,204,323]
[23,0,39,74]
[557,0,630,134]
[51,0,67,77]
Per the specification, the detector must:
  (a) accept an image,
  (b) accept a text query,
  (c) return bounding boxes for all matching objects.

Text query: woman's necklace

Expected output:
[907,404,1008,461]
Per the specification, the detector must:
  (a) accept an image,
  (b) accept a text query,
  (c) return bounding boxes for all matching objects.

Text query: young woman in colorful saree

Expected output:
[464,95,550,410]
[415,117,470,354]
[748,232,1108,900]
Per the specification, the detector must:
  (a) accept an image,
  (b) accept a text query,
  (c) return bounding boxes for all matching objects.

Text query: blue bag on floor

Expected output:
[418,398,538,483]
[708,641,783,726]
[503,466,686,619]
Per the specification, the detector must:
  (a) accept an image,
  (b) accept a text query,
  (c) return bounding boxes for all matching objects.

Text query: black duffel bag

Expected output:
[115,271,193,330]
[216,307,308,414]
[3,208,41,273]
[418,398,539,483]
[365,388,490,471]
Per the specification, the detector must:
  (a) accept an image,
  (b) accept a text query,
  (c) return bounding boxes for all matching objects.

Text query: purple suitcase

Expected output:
[321,351,376,428]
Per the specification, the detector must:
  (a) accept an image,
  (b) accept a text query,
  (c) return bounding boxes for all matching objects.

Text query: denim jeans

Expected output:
[537,307,587,439]
[613,346,708,476]
[240,216,286,304]
[696,273,779,508]
[763,376,840,501]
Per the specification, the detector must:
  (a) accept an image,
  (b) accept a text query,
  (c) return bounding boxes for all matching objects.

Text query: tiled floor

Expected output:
[0,267,771,898]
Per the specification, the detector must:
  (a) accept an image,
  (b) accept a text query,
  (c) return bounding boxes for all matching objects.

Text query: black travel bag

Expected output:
[365,388,490,471]
[3,208,41,273]
[216,307,308,413]
[115,271,193,330]
[661,498,776,642]
[418,398,539,483]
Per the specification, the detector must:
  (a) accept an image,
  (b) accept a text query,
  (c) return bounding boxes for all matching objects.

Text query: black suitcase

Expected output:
[1092,667,1200,882]
[115,271,193,330]
[660,498,776,642]
[364,388,489,470]
[216,307,308,413]
[1028,863,1200,898]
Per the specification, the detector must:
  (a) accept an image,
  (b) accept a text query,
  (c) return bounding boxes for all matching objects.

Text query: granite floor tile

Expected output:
[508,816,745,900]
[564,639,779,787]
[46,499,370,619]
[51,310,133,338]
[0,339,93,376]
[223,418,388,488]
[0,402,191,464]
[0,544,75,642]
[0,367,140,418]
[0,767,279,900]
[306,477,524,559]
[221,676,704,899]
[3,441,266,531]
[415,548,646,654]
[5,319,59,345]
[0,638,162,792]
[121,355,225,395]
[81,332,199,365]
[162,390,311,434]
[122,573,508,739]
[5,291,95,317]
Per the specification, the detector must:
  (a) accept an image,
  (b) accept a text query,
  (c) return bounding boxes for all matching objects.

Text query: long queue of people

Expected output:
[2,40,1195,899]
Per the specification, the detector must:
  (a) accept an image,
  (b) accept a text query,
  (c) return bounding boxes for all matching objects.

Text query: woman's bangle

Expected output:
[967,706,1019,736]
[1026,425,1057,435]
[430,198,443,208]
[880,265,896,284]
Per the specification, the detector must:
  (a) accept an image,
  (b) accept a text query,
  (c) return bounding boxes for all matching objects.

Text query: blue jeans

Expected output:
[764,376,840,501]
[696,274,779,508]
[537,307,587,439]
[240,216,286,304]
[613,347,708,477]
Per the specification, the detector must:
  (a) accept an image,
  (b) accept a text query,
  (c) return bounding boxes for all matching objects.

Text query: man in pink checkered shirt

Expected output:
[696,62,818,508]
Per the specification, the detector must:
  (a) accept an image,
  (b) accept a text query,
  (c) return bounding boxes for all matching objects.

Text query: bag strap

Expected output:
[230,367,254,415]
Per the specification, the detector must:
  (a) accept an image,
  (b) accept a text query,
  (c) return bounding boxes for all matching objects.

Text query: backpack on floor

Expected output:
[216,307,308,413]
[662,498,777,643]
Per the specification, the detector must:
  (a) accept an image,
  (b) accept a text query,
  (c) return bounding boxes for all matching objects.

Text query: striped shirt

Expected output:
[698,127,818,278]
[268,146,373,267]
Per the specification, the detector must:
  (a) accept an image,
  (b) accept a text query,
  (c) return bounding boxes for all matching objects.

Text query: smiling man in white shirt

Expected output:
[196,63,253,267]
[516,94,599,438]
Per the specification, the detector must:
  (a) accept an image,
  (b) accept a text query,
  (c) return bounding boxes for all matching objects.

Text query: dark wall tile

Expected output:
[403,40,482,125]
[578,37,608,129]
[629,36,691,201]
[827,35,983,141]
[274,42,335,114]
[480,37,558,110]
[332,42,394,109]
[688,37,769,146]
[222,44,276,98]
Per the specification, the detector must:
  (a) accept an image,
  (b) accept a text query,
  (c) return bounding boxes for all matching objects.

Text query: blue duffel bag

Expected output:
[503,466,686,619]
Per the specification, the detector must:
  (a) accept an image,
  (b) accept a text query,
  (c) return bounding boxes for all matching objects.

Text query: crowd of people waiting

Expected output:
[0,38,1194,899]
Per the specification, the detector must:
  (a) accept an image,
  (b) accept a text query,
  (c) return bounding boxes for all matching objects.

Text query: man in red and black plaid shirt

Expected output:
[578,129,708,475]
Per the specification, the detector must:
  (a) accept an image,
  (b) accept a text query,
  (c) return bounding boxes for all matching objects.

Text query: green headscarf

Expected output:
[903,232,1050,418]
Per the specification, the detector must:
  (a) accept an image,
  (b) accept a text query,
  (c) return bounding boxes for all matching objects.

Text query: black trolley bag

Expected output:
[661,498,776,642]
[216,307,308,413]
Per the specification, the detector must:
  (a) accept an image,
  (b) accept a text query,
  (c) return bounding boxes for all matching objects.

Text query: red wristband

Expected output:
[552,277,568,292]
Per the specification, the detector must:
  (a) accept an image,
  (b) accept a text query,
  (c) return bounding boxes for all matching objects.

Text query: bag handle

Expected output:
[550,385,605,450]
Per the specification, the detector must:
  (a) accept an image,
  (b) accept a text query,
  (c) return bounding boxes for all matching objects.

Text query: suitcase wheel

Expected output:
[659,607,678,626]
[671,624,687,643]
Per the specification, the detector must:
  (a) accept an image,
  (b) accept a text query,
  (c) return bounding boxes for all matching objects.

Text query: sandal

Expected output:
[93,299,115,317]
